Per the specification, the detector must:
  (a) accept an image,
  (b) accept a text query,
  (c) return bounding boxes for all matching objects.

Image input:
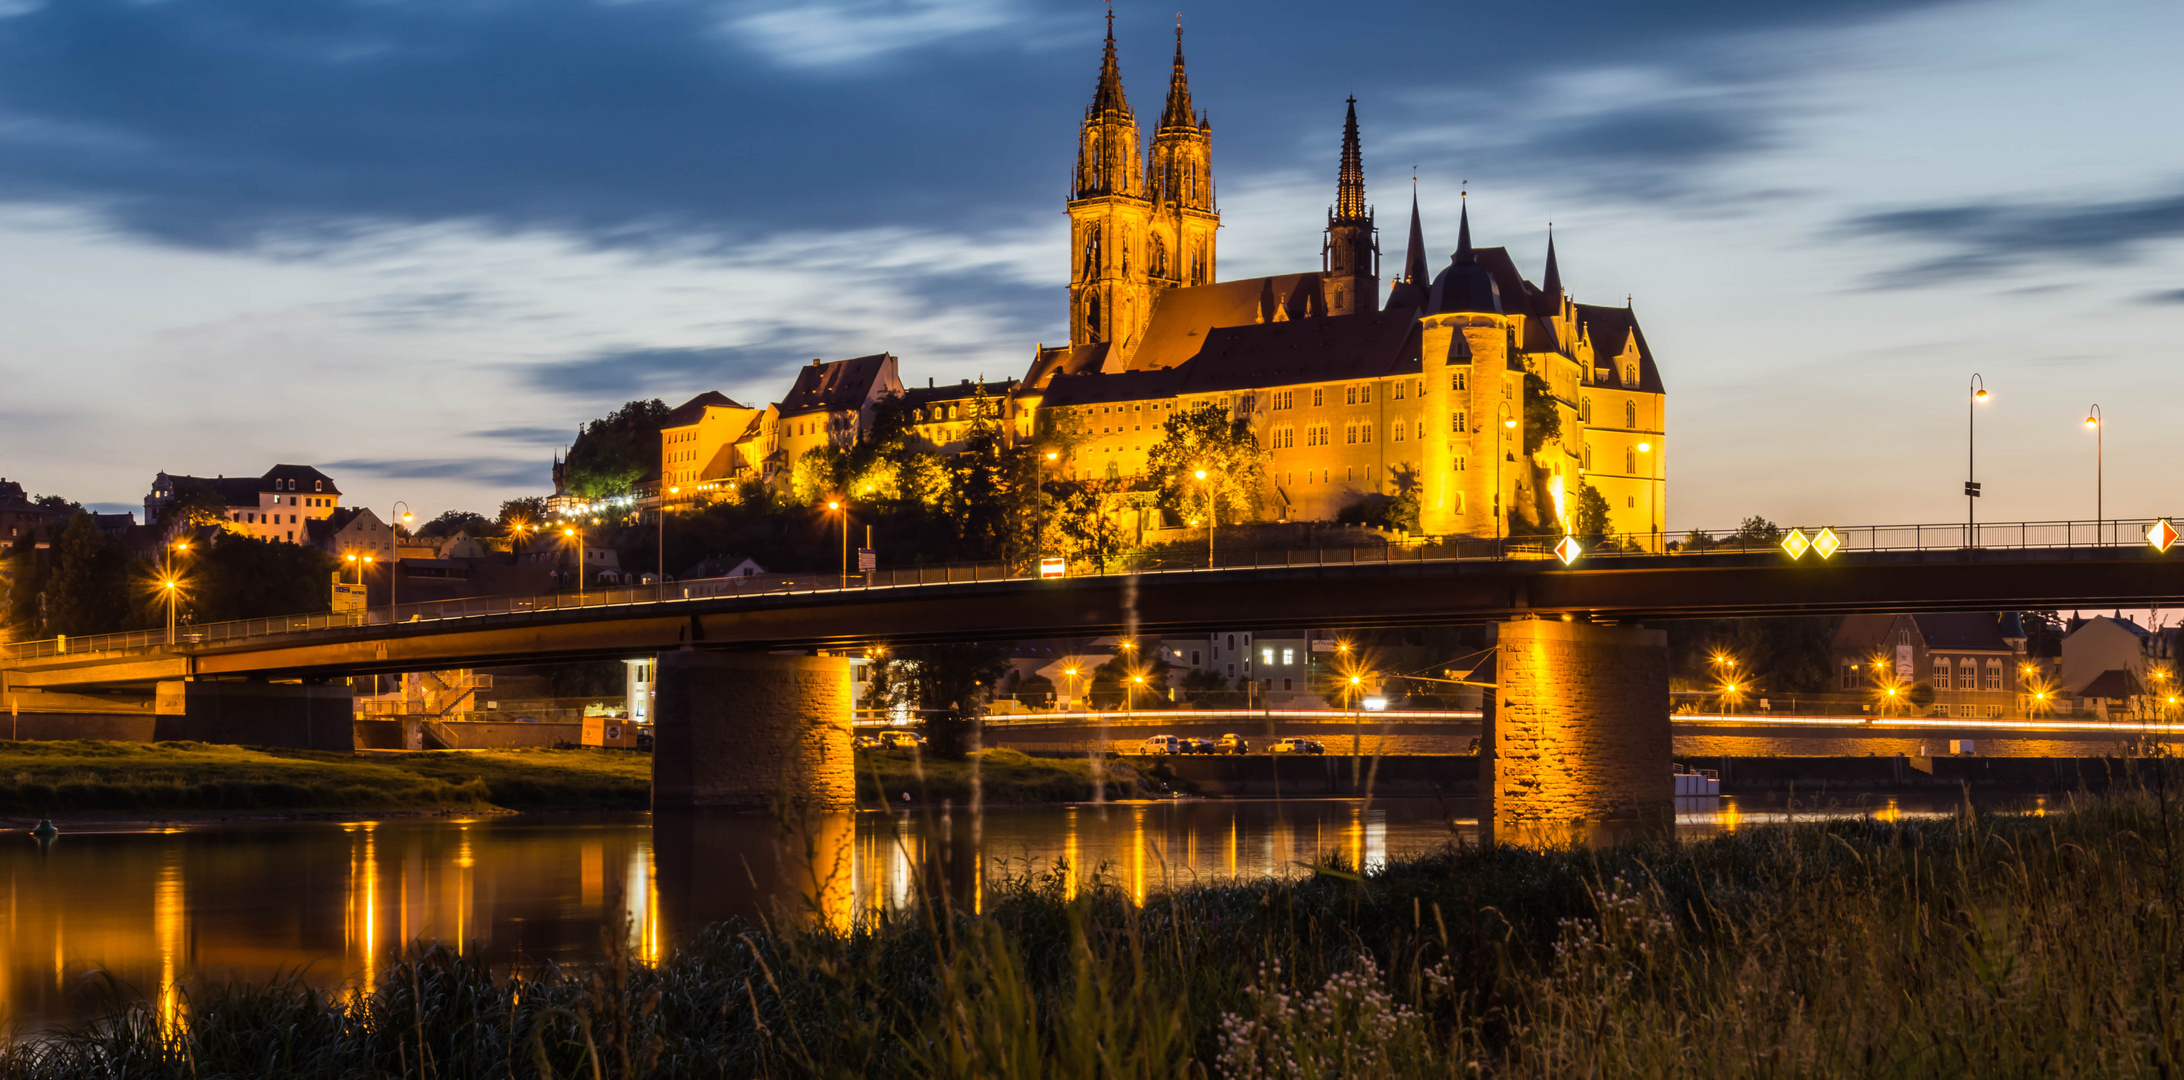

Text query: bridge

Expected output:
[6,516,2180,830]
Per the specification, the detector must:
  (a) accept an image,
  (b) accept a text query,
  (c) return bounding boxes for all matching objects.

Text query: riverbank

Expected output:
[856,746,1159,803]
[0,740,651,820]
[10,785,2178,1076]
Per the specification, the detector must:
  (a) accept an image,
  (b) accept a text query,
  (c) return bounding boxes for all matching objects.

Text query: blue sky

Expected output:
[0,0,2179,530]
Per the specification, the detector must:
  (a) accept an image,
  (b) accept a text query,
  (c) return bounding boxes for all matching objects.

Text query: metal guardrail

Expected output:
[2,515,2172,664]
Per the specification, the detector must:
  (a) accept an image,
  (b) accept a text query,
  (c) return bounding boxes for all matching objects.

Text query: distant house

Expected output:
[767,354,905,478]
[1833,612,2027,718]
[657,391,765,505]
[898,378,1020,454]
[0,479,63,545]
[305,506,394,563]
[146,464,343,545]
[678,555,765,580]
[2058,614,2159,717]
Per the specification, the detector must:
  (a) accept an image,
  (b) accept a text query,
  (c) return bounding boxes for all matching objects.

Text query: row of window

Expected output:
[232,512,300,525]
[1933,657,2005,691]
[268,478,325,493]
[1578,399,1644,428]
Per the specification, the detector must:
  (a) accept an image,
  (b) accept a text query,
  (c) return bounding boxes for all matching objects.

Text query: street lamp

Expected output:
[1062,665,1080,712]
[387,501,413,622]
[1195,467,1214,567]
[1635,441,1655,551]
[658,487,678,602]
[826,499,848,585]
[1493,404,1517,544]
[2084,406,2103,543]
[562,523,585,602]
[1967,374,1988,546]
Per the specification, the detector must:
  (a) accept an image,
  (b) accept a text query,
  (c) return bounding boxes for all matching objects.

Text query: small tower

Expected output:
[1385,179,1430,312]
[1145,19,1218,303]
[1322,98,1377,317]
[1067,10,1154,350]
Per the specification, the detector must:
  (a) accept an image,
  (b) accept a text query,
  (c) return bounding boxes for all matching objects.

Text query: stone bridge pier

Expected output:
[651,651,856,813]
[1481,620,1672,840]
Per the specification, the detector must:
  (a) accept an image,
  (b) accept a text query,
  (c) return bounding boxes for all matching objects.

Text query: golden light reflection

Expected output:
[1874,798,1902,824]
[1063,808,1079,901]
[1718,799,1742,832]
[1131,806,1147,906]
[154,851,185,1035]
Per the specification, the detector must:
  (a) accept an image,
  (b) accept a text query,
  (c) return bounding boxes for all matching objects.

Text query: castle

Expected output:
[648,18,1667,545]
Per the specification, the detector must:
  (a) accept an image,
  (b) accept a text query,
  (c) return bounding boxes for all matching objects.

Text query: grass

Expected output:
[13,781,2184,1076]
[856,746,1159,804]
[0,741,652,816]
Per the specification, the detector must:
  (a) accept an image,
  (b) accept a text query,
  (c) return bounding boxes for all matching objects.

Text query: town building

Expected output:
[899,378,1020,453]
[0,479,62,545]
[656,390,765,503]
[145,465,343,545]
[1833,613,2029,718]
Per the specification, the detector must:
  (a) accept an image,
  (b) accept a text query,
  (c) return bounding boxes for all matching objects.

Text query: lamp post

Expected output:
[827,499,847,587]
[659,487,677,602]
[161,540,189,645]
[1635,441,1654,551]
[387,501,412,622]
[1967,374,1988,546]
[1040,450,1059,562]
[1062,665,1080,712]
[1493,404,1516,544]
[1195,467,1214,567]
[562,523,585,602]
[2084,405,2103,543]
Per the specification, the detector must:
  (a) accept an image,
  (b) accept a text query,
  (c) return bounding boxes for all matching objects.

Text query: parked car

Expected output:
[1139,735,1182,755]
[877,730,926,749]
[1269,738,1325,755]
[852,734,883,750]
[1214,733,1248,755]
[1183,737,1216,755]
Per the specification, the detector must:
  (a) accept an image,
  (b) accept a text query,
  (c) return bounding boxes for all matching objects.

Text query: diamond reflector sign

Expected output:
[2150,519,2179,553]
[1781,528,1811,560]
[1812,528,1842,560]
[1554,536,1582,565]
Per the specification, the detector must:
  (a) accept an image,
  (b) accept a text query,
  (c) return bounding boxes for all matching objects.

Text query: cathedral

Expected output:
[1017,18,1668,545]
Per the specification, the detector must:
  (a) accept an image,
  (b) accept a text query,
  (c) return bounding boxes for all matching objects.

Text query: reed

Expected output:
[9,784,2184,1077]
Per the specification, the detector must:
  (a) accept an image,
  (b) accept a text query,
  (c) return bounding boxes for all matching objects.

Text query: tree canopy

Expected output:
[563,399,671,500]
[1144,403,1266,527]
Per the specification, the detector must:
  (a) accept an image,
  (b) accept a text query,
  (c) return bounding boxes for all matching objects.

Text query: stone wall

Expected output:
[0,713,158,742]
[152,680,355,751]
[653,651,854,812]
[1485,620,1670,830]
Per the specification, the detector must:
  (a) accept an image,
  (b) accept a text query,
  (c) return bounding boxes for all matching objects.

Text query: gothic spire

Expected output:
[1401,181,1428,285]
[1541,224,1562,295]
[1333,96,1366,222]
[1158,17,1195,130]
[1455,194,1474,264]
[1089,7,1128,118]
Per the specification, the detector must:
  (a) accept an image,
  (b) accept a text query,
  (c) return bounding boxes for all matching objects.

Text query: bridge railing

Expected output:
[2,515,2170,663]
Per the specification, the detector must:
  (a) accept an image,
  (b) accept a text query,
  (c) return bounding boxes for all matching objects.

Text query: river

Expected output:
[0,793,2044,1031]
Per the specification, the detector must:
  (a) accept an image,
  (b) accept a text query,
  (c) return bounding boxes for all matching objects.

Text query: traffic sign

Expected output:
[1812,527,1843,560]
[2150,519,2178,553]
[1554,536,1582,565]
[1781,528,1811,560]
[1964,481,1982,497]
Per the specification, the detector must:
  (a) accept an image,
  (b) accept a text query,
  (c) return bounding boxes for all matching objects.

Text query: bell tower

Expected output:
[1067,12,1155,351]
[1146,20,1218,306]
[1322,97,1376,316]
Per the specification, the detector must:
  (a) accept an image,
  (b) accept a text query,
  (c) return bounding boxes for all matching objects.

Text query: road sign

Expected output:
[1039,557,1067,579]
[1812,527,1843,559]
[1554,536,1582,566]
[1780,528,1811,559]
[857,548,877,572]
[2150,519,2179,553]
[1965,481,1982,497]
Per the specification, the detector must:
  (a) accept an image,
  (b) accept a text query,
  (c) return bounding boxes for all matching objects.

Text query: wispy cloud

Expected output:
[2139,287,2184,305]
[726,0,1027,67]
[1842,186,2184,284]
[322,457,546,486]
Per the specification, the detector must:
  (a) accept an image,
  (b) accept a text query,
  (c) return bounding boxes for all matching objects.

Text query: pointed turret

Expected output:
[1157,20,1195,132]
[1429,195,1501,314]
[1090,9,1128,119]
[1073,9,1139,199]
[1322,97,1377,316]
[1385,180,1430,311]
[1541,226,1562,296]
[1455,198,1474,262]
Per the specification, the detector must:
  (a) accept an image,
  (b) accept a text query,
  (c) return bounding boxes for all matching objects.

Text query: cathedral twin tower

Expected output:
[1068,18,1379,355]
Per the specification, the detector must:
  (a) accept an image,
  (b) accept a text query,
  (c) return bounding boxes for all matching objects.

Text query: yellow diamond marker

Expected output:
[2149,518,2178,553]
[1812,527,1842,560]
[1554,536,1582,565]
[1780,528,1810,560]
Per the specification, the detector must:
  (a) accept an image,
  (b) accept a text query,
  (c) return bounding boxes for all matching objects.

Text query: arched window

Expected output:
[1085,294,1101,337]
[1582,444,1593,470]
[1152,235,1167,278]
[1083,233,1101,280]
[1106,460,1120,481]
[1626,365,1638,386]
[1120,231,1129,274]
[1626,448,1637,474]
[1579,397,1592,423]
[1624,401,1638,428]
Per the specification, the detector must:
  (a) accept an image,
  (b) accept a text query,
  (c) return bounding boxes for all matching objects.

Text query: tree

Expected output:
[1569,483,1618,545]
[870,643,1011,758]
[1087,651,1171,710]
[1144,403,1266,527]
[44,514,132,636]
[1049,483,1131,572]
[789,445,849,506]
[563,399,671,500]
[419,510,494,538]
[1521,371,1562,456]
[188,535,339,623]
[1014,672,1057,710]
[497,497,548,529]
[156,481,229,527]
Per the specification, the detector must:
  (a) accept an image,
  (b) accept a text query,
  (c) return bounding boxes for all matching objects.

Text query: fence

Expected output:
[3,515,2172,664]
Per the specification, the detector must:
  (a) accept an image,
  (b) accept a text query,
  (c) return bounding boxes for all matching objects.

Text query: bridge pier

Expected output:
[1482,620,1671,839]
[651,651,855,813]
[152,679,355,751]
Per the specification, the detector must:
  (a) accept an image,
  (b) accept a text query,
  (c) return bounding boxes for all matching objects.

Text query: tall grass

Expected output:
[856,747,1155,804]
[10,785,2184,1077]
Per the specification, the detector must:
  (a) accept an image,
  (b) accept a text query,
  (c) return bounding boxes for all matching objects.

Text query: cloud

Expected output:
[472,425,574,445]
[322,457,546,486]
[1841,186,2184,284]
[2140,287,2184,305]
[728,0,1027,68]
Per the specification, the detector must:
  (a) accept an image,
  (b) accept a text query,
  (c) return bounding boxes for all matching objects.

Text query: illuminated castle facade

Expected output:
[1021,21,1668,544]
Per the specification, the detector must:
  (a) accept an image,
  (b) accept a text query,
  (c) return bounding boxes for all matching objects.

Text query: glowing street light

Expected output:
[1967,374,1988,545]
[2085,405,2103,542]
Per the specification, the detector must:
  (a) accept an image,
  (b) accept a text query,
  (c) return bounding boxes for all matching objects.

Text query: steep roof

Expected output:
[663,391,747,428]
[1042,368,1185,408]
[900,378,1018,409]
[261,464,339,495]
[1128,273,1328,371]
[1175,311,1422,394]
[1024,343,1112,390]
[776,354,895,419]
[1577,304,1666,394]
[2080,669,2145,700]
[1913,612,2014,651]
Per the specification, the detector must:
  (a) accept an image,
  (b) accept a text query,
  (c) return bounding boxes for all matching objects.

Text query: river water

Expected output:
[0,793,2042,1031]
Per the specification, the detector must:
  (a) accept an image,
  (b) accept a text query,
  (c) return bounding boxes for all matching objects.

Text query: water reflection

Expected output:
[1,794,2043,1031]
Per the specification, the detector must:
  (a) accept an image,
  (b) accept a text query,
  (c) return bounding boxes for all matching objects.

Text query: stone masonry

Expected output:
[1483,620,1670,831]
[652,651,854,812]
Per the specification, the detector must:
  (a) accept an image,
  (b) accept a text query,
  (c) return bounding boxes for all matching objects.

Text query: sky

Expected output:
[0,0,2179,531]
